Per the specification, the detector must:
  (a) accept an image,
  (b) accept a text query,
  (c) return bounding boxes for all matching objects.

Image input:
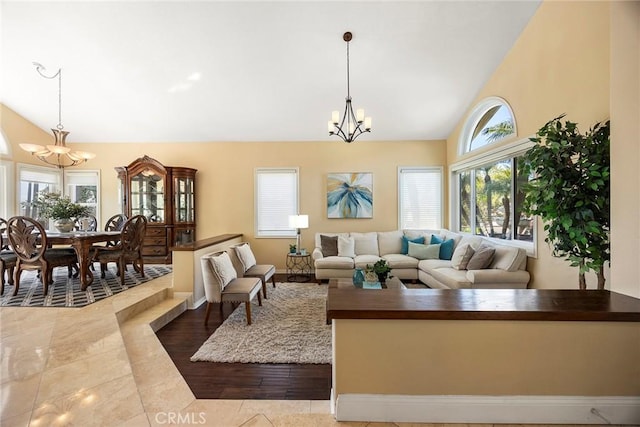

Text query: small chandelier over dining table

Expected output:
[19,62,96,168]
[328,32,372,143]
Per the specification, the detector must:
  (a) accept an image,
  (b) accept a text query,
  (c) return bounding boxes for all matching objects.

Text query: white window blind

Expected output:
[398,167,443,230]
[255,168,298,237]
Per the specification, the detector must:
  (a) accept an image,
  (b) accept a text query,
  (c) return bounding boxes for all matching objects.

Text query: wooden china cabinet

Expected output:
[116,155,196,264]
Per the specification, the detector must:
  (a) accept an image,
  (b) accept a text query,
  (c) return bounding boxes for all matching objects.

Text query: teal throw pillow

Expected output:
[401,235,425,254]
[430,234,455,260]
[408,242,441,260]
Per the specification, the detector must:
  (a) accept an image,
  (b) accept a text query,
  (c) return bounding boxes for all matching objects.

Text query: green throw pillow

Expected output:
[408,241,441,260]
[430,234,455,260]
[401,235,425,254]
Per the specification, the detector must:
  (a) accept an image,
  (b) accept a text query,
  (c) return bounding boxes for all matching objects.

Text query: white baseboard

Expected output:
[335,394,640,424]
[172,291,206,309]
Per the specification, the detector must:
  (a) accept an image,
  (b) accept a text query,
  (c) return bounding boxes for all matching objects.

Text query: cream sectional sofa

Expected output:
[311,229,530,289]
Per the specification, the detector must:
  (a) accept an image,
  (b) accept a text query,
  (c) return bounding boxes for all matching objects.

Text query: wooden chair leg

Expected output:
[257,291,262,306]
[261,280,267,299]
[12,269,21,296]
[271,276,276,288]
[204,302,212,325]
[245,301,252,325]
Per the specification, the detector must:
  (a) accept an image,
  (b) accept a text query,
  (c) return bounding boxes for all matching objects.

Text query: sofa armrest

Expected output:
[466,269,530,285]
[312,248,324,261]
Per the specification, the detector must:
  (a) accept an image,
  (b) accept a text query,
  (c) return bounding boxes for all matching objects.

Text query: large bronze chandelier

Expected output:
[19,62,95,168]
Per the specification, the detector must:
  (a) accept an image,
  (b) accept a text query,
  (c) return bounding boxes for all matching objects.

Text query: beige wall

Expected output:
[610,1,640,298]
[1,104,446,270]
[334,319,640,397]
[446,1,611,290]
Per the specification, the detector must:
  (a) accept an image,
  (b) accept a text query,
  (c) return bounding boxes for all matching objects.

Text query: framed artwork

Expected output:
[327,172,373,218]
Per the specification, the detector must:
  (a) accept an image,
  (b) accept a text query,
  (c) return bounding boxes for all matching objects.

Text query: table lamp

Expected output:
[288,214,309,254]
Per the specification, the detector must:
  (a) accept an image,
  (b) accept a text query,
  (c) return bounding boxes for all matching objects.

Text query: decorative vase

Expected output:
[353,268,364,287]
[364,271,377,283]
[54,218,75,233]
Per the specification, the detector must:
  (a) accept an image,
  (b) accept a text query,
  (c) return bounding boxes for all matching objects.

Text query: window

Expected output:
[459,97,516,155]
[255,168,299,237]
[0,160,14,219]
[64,170,101,226]
[18,164,61,225]
[456,156,533,242]
[453,97,534,252]
[398,167,443,230]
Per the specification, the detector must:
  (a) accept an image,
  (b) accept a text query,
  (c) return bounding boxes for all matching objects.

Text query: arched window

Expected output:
[452,97,535,254]
[459,97,516,155]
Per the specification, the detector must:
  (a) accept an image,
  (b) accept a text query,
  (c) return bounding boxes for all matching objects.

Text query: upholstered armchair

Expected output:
[201,251,262,325]
[229,242,276,299]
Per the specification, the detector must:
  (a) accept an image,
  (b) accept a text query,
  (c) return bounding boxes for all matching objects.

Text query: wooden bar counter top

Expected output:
[326,286,640,322]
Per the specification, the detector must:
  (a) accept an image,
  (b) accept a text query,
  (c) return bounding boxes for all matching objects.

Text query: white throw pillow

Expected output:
[351,232,379,256]
[377,230,403,255]
[235,243,257,272]
[337,235,356,258]
[451,243,475,270]
[209,252,237,287]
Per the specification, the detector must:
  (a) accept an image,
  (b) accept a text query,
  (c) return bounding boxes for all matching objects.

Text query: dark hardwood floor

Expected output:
[155,277,332,400]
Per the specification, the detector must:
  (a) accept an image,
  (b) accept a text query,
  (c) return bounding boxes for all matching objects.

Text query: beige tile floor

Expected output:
[0,273,597,426]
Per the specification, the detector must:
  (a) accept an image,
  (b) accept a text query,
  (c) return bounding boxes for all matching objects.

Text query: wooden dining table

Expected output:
[48,231,121,290]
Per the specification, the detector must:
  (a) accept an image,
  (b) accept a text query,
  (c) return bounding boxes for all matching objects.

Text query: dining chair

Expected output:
[0,218,17,295]
[6,216,78,296]
[93,215,146,285]
[74,215,98,232]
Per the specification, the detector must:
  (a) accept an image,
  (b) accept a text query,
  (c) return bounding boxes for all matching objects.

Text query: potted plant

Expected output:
[26,191,91,232]
[367,259,392,283]
[520,114,610,289]
[289,244,297,254]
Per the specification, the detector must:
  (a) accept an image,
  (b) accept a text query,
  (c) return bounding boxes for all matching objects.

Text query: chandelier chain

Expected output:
[33,62,63,130]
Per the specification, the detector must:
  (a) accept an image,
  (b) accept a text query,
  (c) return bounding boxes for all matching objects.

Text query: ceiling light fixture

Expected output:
[328,32,372,143]
[19,62,95,168]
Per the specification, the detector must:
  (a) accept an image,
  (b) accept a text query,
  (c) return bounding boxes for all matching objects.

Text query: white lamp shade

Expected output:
[288,214,309,229]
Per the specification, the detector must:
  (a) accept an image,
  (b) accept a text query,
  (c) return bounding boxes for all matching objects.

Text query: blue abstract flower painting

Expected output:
[327,173,373,218]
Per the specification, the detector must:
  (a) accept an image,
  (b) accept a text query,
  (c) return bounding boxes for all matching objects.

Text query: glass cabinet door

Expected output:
[130,172,165,223]
[174,176,194,223]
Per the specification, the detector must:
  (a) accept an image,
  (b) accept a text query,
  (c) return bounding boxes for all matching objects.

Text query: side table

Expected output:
[286,253,312,282]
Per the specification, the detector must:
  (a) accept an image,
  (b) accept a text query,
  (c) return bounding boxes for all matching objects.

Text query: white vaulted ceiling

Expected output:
[1,1,541,143]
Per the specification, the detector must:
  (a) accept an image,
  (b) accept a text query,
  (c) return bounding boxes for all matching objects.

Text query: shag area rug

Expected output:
[0,264,172,308]
[191,282,331,364]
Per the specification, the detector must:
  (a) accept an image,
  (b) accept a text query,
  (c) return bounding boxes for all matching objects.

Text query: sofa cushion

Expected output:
[428,267,471,289]
[315,232,349,249]
[439,229,463,249]
[401,235,425,254]
[491,246,527,272]
[355,254,383,269]
[451,243,475,270]
[337,235,356,258]
[383,253,419,269]
[377,230,403,255]
[418,258,452,271]
[458,235,484,250]
[408,242,440,260]
[466,244,496,270]
[320,235,338,256]
[314,256,354,269]
[430,235,455,260]
[351,232,379,256]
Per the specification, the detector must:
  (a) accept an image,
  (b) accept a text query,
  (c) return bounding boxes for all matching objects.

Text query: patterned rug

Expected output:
[0,264,172,308]
[190,282,331,364]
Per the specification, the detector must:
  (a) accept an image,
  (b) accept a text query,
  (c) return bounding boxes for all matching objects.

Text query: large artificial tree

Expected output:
[521,115,610,289]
